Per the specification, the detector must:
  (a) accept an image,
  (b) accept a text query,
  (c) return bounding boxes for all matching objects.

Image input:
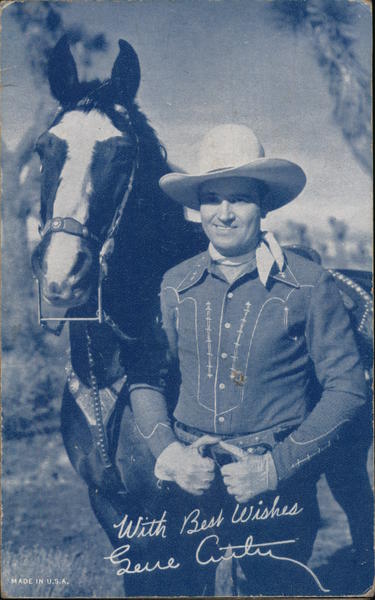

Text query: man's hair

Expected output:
[255,180,270,217]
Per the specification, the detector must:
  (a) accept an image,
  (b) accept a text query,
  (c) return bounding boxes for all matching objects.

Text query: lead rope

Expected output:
[86,323,112,468]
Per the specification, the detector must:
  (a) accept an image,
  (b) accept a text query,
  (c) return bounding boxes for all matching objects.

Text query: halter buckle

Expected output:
[51,217,64,231]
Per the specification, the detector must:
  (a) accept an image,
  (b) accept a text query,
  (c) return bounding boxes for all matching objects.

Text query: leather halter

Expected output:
[33,107,139,336]
[38,216,101,245]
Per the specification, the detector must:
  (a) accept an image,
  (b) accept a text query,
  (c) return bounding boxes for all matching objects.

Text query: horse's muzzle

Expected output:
[32,241,94,307]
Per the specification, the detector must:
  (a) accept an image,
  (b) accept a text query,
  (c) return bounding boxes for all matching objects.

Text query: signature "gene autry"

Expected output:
[104,532,329,593]
[196,534,330,593]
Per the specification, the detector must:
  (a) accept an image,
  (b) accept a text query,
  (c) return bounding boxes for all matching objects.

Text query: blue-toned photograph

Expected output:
[1,0,373,597]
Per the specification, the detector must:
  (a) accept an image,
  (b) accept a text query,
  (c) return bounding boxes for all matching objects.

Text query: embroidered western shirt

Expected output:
[129,246,366,482]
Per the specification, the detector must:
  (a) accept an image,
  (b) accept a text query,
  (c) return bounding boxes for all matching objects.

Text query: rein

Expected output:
[32,108,139,341]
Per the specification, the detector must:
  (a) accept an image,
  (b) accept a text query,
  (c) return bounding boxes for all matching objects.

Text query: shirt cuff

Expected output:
[272,431,337,483]
[136,422,178,459]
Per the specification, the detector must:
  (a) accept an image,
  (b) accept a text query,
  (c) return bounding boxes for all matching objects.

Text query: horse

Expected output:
[31,35,207,595]
[31,36,373,596]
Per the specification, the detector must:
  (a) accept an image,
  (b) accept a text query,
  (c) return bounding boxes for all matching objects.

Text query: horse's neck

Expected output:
[67,246,158,389]
[68,193,207,389]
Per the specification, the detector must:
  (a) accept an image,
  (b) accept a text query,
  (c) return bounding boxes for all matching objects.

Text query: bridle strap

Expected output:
[39,216,100,245]
[38,136,139,254]
[98,138,139,278]
[34,106,140,339]
[105,137,139,243]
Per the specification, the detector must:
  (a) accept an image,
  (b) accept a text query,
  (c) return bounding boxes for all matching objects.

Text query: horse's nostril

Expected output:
[45,280,74,303]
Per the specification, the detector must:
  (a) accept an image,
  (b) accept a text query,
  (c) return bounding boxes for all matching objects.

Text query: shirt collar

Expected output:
[176,232,300,293]
[208,231,284,286]
[256,231,285,286]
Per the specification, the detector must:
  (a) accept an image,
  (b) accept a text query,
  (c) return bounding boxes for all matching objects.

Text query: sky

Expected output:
[1,0,372,235]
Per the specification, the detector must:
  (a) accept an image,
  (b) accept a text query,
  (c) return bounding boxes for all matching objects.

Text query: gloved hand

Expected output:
[220,441,278,503]
[154,436,217,495]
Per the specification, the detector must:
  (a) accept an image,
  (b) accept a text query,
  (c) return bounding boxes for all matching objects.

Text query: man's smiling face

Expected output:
[199,177,263,256]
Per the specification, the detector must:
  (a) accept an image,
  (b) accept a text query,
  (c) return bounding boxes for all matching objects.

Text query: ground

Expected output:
[1,430,373,598]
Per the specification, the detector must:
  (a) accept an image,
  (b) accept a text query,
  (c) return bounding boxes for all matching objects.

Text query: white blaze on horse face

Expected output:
[49,110,122,222]
[44,111,122,289]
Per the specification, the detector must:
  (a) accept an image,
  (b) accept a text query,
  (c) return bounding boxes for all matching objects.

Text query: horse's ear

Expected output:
[47,35,80,105]
[111,40,140,105]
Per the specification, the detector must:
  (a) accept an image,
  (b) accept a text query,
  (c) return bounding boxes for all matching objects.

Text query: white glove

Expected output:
[155,438,216,495]
[220,441,278,503]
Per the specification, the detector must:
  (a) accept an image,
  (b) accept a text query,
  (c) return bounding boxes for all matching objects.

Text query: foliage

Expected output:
[2,543,124,597]
[1,341,66,439]
[10,2,108,86]
[275,217,372,270]
[2,2,109,436]
[269,0,371,174]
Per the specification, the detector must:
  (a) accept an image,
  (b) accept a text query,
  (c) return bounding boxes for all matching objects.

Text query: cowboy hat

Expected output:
[159,124,306,211]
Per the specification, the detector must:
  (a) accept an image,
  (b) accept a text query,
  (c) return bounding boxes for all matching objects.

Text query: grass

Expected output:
[2,544,124,598]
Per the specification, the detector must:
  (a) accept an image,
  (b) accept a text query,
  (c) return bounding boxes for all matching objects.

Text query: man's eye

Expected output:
[234,196,251,203]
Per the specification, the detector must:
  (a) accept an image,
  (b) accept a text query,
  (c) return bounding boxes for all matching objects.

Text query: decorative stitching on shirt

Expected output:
[205,301,213,378]
[284,306,298,341]
[175,256,208,291]
[241,285,314,404]
[289,419,349,445]
[285,263,300,287]
[217,405,239,416]
[136,422,172,439]
[175,263,202,290]
[230,301,251,381]
[165,286,214,413]
[291,440,331,470]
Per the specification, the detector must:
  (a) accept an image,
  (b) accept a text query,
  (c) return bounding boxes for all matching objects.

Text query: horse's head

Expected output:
[32,36,141,309]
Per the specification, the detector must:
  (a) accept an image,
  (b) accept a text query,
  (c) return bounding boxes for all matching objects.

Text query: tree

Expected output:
[2,1,109,436]
[268,0,371,175]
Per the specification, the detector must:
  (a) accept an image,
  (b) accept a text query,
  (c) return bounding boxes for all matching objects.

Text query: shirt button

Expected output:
[221,352,228,359]
[224,322,231,329]
[227,292,234,299]
[219,383,226,390]
[218,416,225,423]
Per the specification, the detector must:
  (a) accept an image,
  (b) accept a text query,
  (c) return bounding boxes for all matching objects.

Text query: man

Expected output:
[128,124,367,596]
